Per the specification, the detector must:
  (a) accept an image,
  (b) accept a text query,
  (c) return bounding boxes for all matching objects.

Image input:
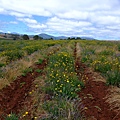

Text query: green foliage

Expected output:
[3,50,24,62]
[99,50,114,56]
[106,70,120,87]
[35,69,42,73]
[76,37,82,40]
[80,40,120,87]
[5,113,18,120]
[42,97,83,120]
[83,48,95,55]
[81,56,89,63]
[118,44,120,51]
[46,51,83,98]
[33,35,43,40]
[0,63,5,67]
[22,34,29,40]
[20,82,26,87]
[0,40,65,65]
[47,43,55,47]
[33,35,39,40]
[93,60,112,73]
[22,45,43,55]
[36,59,43,64]
[22,68,33,76]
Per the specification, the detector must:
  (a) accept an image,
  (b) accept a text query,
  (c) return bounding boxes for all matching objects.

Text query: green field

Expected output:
[0,39,120,120]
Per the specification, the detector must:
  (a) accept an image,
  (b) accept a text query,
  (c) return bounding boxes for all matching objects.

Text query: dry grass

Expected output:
[32,75,48,119]
[76,43,82,59]
[0,45,61,90]
[0,56,8,65]
[106,86,120,112]
[19,75,48,120]
[0,50,43,89]
[90,70,106,83]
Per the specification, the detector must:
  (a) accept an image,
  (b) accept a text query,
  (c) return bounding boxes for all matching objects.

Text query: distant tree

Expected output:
[71,37,75,40]
[33,35,39,40]
[49,37,53,40]
[76,37,81,40]
[67,37,71,40]
[4,33,7,38]
[22,34,29,40]
[12,34,20,40]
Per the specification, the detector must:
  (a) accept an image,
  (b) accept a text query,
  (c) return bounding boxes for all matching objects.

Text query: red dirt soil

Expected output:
[0,59,47,119]
[75,46,120,120]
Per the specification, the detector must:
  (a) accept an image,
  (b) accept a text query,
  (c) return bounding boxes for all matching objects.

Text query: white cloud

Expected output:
[90,14,120,25]
[17,17,47,30]
[43,17,91,36]
[0,0,52,17]
[7,31,11,33]
[0,8,5,12]
[9,21,18,24]
[48,17,92,27]
[27,24,47,29]
[1,0,119,17]
[0,0,120,39]
[18,18,38,24]
[58,11,89,20]
[10,11,32,17]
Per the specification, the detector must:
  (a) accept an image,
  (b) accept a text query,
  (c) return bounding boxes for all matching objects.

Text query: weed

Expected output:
[22,68,33,76]
[46,51,83,98]
[5,113,18,120]
[20,82,26,88]
[106,70,120,87]
[118,44,120,51]
[42,97,84,120]
[0,63,5,67]
[99,50,114,56]
[36,59,43,64]
[35,69,42,73]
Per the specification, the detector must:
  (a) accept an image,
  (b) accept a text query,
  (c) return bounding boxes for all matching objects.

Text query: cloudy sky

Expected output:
[0,0,120,40]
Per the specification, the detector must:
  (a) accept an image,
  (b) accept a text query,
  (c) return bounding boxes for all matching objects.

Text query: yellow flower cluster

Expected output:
[0,40,63,65]
[22,111,29,117]
[79,40,120,86]
[47,51,82,98]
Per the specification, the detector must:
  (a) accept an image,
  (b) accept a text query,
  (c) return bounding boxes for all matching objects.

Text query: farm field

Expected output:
[0,39,120,120]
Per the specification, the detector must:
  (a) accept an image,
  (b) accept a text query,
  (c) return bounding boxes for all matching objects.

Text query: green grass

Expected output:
[46,51,83,98]
[22,68,33,76]
[80,40,120,86]
[5,113,18,120]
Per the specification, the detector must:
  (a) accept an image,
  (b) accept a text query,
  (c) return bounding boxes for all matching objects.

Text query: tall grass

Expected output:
[80,40,120,86]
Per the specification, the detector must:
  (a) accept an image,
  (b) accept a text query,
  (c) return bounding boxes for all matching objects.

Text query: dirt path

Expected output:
[0,59,47,119]
[75,43,120,120]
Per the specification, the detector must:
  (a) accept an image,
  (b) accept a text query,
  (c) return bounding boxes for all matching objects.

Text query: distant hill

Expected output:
[38,33,54,39]
[55,36,68,40]
[81,37,95,40]
[0,32,3,34]
[38,33,68,40]
[38,33,95,40]
[0,32,96,40]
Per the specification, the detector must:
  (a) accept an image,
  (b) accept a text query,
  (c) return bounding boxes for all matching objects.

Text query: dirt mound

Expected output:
[75,43,120,120]
[0,59,47,119]
[75,59,120,120]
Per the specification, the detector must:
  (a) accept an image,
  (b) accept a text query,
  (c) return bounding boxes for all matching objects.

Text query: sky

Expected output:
[0,0,120,40]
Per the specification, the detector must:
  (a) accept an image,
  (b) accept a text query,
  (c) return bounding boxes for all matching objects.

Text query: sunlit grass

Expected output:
[79,40,120,86]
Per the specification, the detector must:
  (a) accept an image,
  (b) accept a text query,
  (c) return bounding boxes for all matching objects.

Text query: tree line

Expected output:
[5,34,82,40]
[22,34,43,40]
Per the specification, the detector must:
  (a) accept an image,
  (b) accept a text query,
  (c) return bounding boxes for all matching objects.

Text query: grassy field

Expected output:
[0,39,120,120]
[79,40,120,86]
